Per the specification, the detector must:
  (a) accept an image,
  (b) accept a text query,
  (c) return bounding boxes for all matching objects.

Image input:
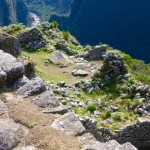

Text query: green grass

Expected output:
[19,50,85,84]
[122,52,150,85]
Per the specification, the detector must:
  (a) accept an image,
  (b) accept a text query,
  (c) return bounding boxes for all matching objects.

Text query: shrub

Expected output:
[50,21,59,28]
[87,103,97,113]
[112,112,124,121]
[62,31,70,41]
[128,77,135,84]
[132,98,144,109]
[124,99,132,108]
[102,110,111,119]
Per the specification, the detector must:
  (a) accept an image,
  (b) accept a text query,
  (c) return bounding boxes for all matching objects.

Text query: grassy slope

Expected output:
[4,23,149,132]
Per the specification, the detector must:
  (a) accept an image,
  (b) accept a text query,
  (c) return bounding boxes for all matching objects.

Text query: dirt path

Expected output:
[2,94,81,150]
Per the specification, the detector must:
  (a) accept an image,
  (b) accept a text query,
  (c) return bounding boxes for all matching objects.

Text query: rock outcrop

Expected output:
[83,140,137,150]
[0,100,8,118]
[48,51,71,65]
[0,119,22,150]
[16,77,46,97]
[0,32,21,57]
[51,112,86,136]
[14,75,29,89]
[17,27,46,50]
[0,50,24,85]
[84,45,106,60]
[32,90,60,108]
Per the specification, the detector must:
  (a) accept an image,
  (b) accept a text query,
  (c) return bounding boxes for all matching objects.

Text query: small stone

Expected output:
[72,69,89,77]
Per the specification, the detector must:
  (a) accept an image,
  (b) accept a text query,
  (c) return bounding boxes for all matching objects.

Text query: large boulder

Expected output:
[16,77,46,97]
[0,119,22,150]
[0,32,21,57]
[0,100,8,118]
[14,75,29,89]
[83,140,137,150]
[84,45,106,60]
[32,90,60,108]
[48,51,71,65]
[120,142,137,150]
[0,50,24,84]
[51,112,86,136]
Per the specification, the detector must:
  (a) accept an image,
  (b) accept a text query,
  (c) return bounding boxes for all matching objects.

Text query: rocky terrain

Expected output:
[0,22,149,150]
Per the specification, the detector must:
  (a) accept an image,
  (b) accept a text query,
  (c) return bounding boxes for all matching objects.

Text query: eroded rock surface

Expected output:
[0,50,24,84]
[16,77,46,97]
[84,45,106,60]
[51,112,85,136]
[49,51,70,64]
[0,32,21,57]
[32,90,60,108]
[0,119,22,150]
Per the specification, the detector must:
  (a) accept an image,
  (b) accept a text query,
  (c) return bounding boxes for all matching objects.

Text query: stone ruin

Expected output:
[17,27,46,50]
[84,45,106,60]
[100,51,127,78]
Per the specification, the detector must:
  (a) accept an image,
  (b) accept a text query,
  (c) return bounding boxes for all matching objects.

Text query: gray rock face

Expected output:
[0,50,24,84]
[32,90,60,108]
[0,69,7,86]
[16,77,46,97]
[43,104,68,114]
[0,119,22,150]
[14,75,29,89]
[119,142,137,150]
[48,51,70,64]
[78,132,97,144]
[83,141,103,150]
[0,32,21,57]
[84,45,106,60]
[0,100,8,118]
[51,112,86,136]
[72,69,89,77]
[83,140,137,150]
[14,146,36,150]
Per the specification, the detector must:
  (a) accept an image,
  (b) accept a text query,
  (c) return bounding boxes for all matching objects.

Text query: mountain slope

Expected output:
[0,0,29,26]
[27,0,73,21]
[50,0,150,63]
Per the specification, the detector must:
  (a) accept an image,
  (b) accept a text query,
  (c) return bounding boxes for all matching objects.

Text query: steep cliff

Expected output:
[50,0,150,63]
[27,0,73,21]
[0,0,29,26]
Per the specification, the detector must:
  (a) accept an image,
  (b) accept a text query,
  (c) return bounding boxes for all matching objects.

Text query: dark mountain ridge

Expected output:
[50,0,150,63]
[0,0,29,26]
